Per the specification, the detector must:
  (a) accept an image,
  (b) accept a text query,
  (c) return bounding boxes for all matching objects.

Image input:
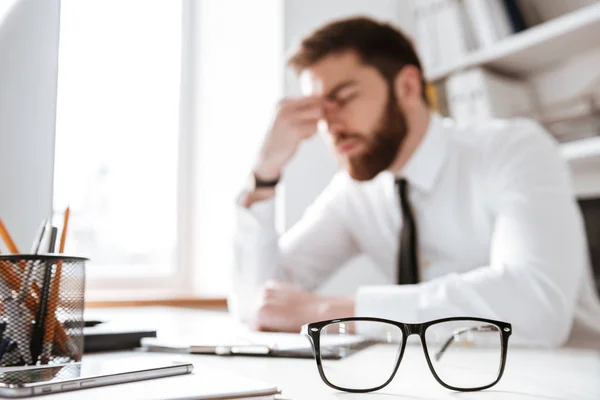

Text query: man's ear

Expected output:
[392,65,424,107]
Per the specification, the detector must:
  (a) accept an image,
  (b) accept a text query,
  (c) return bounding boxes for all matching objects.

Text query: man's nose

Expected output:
[323,101,344,138]
[325,120,345,140]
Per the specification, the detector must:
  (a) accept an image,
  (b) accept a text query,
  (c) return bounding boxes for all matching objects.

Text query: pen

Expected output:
[30,220,48,254]
[31,221,50,298]
[214,345,272,356]
[8,222,49,365]
[32,227,57,363]
[17,222,47,304]
[42,207,71,362]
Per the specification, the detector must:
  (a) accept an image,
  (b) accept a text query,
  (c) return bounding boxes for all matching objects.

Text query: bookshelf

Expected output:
[425,2,600,81]
[420,1,600,165]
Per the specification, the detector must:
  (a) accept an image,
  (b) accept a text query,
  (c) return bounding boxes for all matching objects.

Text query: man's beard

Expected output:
[336,91,407,181]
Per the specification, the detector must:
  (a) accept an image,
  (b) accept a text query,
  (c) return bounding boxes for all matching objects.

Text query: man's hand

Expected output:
[251,280,354,332]
[253,96,324,181]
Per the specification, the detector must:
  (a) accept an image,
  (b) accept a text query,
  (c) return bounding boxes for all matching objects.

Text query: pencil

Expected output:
[0,218,19,254]
[41,207,71,361]
[0,218,30,276]
[0,257,71,352]
[0,218,71,356]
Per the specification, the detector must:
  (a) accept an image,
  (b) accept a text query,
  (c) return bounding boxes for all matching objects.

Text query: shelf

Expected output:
[559,136,600,162]
[426,2,600,81]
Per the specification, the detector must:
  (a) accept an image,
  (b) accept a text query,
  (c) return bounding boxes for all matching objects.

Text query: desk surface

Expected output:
[5,307,600,400]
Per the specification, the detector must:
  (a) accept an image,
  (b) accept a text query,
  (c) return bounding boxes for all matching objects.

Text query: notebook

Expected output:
[84,324,157,353]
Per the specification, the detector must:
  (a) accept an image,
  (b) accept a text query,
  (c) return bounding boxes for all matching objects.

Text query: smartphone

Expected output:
[0,357,193,398]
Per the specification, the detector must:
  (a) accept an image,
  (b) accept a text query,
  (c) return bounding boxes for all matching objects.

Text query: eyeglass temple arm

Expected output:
[433,324,497,362]
[301,325,314,344]
[300,325,307,335]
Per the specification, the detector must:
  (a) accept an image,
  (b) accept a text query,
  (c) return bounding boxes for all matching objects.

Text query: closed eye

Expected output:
[336,92,359,107]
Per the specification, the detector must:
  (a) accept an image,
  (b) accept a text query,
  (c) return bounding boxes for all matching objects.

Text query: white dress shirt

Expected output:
[232,114,600,347]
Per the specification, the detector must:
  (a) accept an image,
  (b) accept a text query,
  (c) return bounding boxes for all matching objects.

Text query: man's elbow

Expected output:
[522,291,573,347]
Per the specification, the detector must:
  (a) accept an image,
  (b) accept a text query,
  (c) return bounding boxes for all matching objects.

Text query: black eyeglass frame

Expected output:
[301,316,512,393]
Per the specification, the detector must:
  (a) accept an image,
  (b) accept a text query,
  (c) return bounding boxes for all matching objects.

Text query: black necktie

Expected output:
[396,179,419,285]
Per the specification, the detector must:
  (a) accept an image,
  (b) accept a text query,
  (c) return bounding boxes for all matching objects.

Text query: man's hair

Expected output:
[287,16,428,105]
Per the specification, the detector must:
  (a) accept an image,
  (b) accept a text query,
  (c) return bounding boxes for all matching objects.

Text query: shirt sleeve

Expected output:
[230,173,360,322]
[355,120,588,347]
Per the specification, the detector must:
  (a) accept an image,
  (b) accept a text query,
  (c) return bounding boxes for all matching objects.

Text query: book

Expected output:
[442,0,475,64]
[516,0,543,28]
[412,0,439,70]
[426,83,441,113]
[464,0,513,47]
[446,71,474,124]
[502,0,527,33]
[435,80,450,117]
[488,0,515,38]
[412,0,476,70]
[446,68,536,124]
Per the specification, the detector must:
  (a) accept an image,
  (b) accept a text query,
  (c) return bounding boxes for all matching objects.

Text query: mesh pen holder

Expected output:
[0,255,87,367]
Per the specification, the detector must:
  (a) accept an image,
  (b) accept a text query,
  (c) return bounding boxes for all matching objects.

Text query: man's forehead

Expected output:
[299,51,364,96]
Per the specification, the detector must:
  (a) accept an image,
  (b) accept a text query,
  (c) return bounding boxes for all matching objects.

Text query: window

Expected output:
[53,0,283,299]
[191,0,284,295]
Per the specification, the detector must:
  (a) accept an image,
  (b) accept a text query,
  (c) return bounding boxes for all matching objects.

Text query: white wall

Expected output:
[281,0,415,294]
[0,0,60,252]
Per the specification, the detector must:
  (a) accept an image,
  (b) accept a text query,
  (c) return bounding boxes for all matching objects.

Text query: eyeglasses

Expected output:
[301,317,511,393]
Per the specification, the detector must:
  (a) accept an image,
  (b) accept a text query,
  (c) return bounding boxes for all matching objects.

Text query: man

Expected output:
[231,17,600,346]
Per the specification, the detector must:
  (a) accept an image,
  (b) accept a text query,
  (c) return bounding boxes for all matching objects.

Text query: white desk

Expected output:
[7,307,600,399]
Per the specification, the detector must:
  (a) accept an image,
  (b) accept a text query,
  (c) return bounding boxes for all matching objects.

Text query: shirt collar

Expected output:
[398,113,448,193]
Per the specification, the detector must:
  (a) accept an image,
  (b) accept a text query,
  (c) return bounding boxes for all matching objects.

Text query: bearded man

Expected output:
[231,17,600,347]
